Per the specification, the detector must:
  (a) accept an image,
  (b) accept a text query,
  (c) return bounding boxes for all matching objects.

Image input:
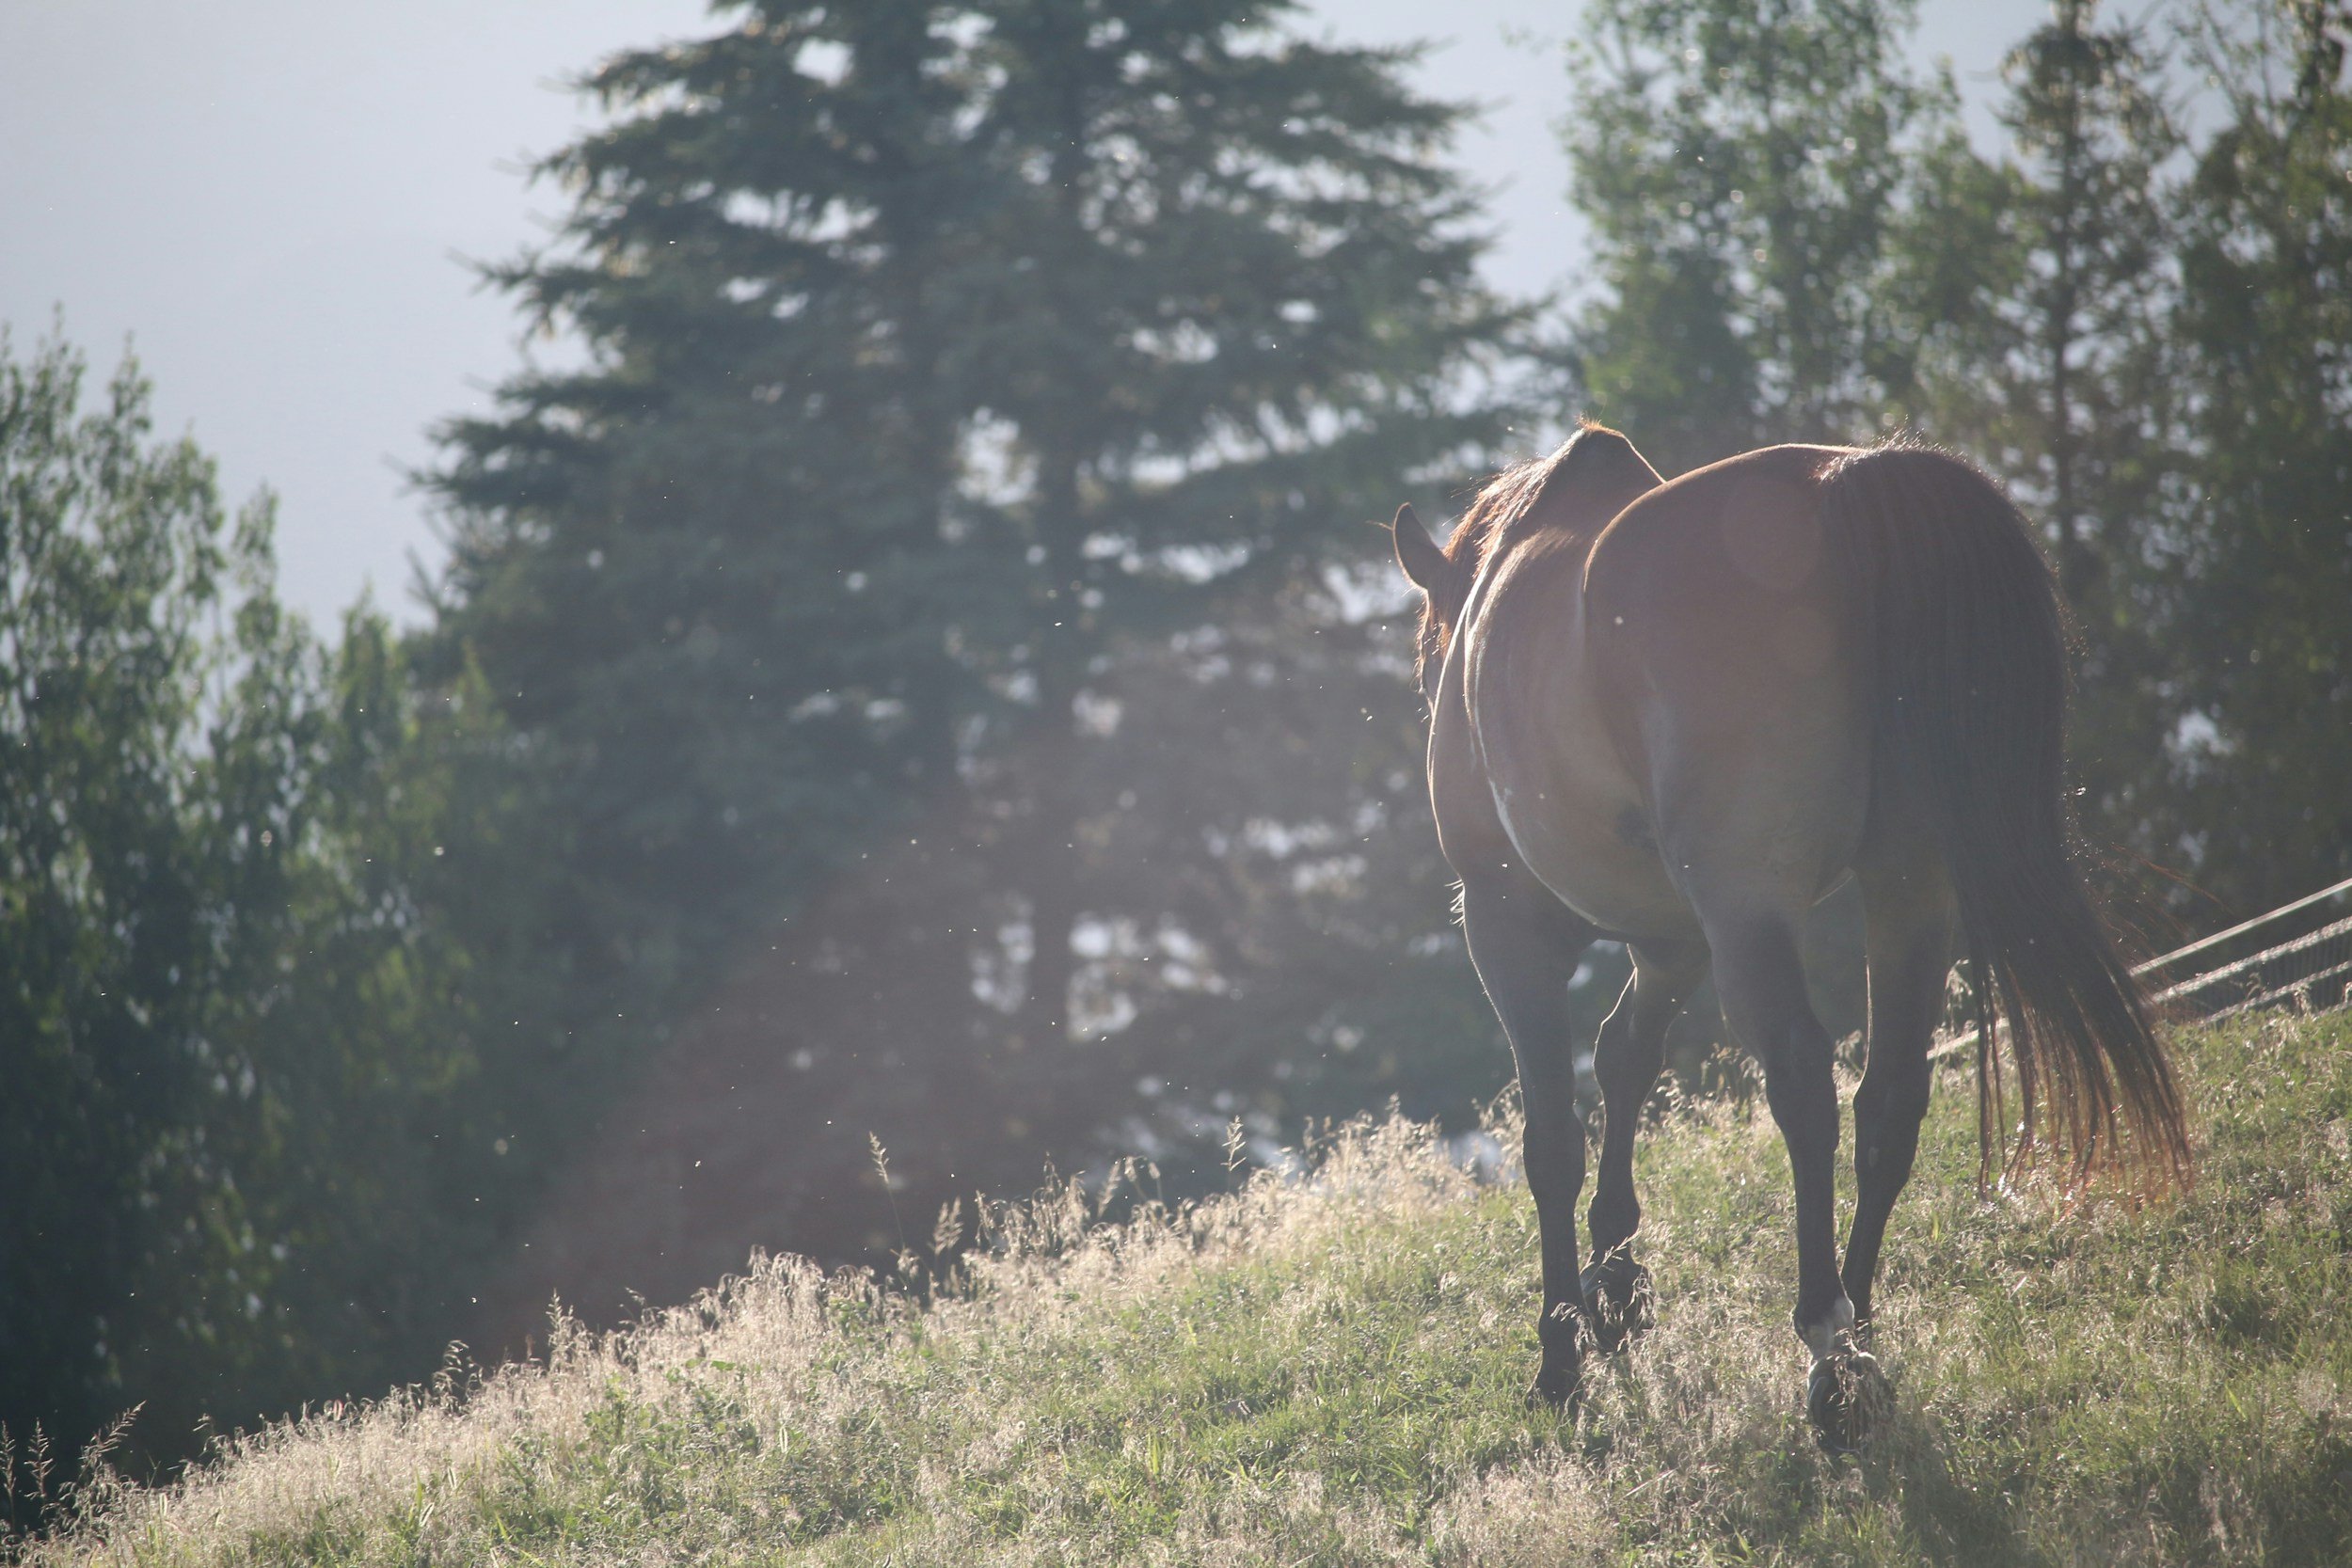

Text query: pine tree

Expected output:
[427,0,1518,1272]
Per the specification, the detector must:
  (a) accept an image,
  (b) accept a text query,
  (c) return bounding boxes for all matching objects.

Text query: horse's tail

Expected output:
[1820,443,2191,1190]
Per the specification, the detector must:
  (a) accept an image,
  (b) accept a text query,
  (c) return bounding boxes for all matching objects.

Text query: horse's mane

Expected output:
[1414,420,1627,689]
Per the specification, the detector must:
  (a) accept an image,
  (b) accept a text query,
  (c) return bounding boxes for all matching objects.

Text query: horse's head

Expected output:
[1392,424,1661,704]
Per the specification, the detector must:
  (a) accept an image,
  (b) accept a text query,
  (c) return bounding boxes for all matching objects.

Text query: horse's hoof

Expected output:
[1581,1256,1655,1354]
[1805,1348,1891,1454]
[1524,1370,1581,1413]
[1525,1346,1584,1413]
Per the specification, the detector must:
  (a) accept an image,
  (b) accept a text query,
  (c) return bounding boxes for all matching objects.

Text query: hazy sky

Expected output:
[2,0,2046,627]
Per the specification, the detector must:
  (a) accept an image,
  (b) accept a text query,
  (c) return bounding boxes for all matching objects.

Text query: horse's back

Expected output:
[1584,445,1874,910]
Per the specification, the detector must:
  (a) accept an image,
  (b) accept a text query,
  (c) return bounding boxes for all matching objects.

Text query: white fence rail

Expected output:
[1931,872,2352,1062]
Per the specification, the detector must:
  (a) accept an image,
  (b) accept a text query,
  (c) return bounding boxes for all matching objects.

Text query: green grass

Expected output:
[22,1009,2352,1566]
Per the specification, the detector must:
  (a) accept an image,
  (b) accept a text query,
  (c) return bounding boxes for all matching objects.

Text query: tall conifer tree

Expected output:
[428,0,1517,1267]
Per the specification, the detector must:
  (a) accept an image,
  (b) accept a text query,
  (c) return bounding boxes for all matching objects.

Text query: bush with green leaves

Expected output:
[0,329,531,1486]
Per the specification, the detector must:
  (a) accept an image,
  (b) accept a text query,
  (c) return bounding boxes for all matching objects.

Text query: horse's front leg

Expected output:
[1584,939,1707,1350]
[1457,870,1600,1408]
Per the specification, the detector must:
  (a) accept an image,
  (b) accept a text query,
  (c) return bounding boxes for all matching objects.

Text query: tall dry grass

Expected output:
[17,1008,2352,1566]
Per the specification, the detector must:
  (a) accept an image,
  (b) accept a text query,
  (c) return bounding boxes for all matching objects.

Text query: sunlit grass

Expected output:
[21,1009,2352,1566]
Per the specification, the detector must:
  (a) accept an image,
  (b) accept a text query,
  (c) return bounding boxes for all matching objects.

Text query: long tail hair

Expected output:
[1820,443,2192,1188]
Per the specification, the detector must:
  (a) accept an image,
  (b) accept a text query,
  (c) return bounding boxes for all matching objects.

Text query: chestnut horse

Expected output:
[1392,425,2189,1448]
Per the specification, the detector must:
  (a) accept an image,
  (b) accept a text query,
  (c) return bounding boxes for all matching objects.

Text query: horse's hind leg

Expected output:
[1584,938,1707,1349]
[1457,870,1600,1408]
[1697,910,1852,1352]
[1842,843,1958,1330]
[1694,900,1888,1449]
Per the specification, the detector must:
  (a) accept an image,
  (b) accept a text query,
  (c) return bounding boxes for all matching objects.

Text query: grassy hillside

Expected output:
[18,1009,2352,1567]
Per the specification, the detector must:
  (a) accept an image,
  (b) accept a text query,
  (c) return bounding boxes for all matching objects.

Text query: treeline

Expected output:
[0,341,529,1494]
[3,0,2346,1497]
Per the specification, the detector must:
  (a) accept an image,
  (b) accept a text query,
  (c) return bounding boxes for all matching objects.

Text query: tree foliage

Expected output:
[2159,0,2352,909]
[1560,0,1985,471]
[0,332,530,1489]
[426,0,1524,1284]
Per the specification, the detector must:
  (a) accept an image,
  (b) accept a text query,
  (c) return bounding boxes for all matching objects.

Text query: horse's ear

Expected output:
[1391,503,1454,598]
